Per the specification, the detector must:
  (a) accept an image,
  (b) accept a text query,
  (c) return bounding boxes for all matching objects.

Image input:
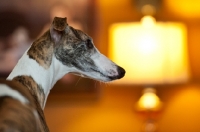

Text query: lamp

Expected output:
[108,2,190,131]
[109,14,189,132]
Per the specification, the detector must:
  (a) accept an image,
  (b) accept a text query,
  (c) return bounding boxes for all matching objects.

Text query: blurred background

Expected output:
[1,0,200,132]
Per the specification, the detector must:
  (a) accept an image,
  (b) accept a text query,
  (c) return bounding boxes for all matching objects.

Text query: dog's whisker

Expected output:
[94,80,98,89]
[98,81,102,86]
[75,76,82,87]
[105,82,109,87]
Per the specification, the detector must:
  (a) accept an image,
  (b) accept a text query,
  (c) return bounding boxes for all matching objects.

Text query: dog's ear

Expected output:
[50,17,67,44]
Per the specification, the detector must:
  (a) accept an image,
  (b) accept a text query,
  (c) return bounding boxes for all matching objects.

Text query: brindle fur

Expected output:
[0,97,38,132]
[7,76,49,132]
[0,79,41,132]
[13,76,45,108]
[27,17,68,69]
[27,17,97,72]
[28,31,54,69]
[54,26,97,71]
[51,17,67,31]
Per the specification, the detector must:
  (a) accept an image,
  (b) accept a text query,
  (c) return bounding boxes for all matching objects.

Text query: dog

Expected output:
[0,17,125,132]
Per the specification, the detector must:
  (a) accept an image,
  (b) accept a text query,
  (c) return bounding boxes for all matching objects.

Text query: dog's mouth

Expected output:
[70,67,125,82]
[70,69,114,82]
[91,66,125,80]
[90,68,119,80]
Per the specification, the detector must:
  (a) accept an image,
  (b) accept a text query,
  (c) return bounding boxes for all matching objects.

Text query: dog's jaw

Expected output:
[69,52,125,82]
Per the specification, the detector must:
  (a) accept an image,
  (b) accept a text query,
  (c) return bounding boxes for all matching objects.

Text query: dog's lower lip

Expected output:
[91,68,122,81]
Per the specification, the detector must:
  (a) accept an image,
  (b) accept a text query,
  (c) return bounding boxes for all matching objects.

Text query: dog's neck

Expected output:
[7,49,69,109]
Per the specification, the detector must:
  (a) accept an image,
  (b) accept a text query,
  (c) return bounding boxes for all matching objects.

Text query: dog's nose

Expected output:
[117,66,126,79]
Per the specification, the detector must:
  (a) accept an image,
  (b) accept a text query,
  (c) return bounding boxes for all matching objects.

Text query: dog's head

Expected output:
[28,17,125,82]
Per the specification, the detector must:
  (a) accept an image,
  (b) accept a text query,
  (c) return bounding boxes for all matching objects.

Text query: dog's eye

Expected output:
[86,39,93,49]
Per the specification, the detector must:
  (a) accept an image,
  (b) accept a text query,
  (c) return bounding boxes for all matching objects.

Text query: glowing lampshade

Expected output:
[109,16,189,85]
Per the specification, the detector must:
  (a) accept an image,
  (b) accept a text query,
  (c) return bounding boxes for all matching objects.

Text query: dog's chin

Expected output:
[71,71,124,82]
[84,76,117,82]
[70,72,110,82]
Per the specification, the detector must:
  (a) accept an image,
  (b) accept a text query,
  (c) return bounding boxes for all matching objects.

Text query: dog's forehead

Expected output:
[66,26,91,41]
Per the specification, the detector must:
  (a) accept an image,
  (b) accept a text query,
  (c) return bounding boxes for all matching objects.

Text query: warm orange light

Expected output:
[165,0,200,18]
[109,16,189,84]
[137,88,162,111]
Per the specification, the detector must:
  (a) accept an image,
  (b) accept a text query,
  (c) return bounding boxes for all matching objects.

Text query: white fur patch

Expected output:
[0,84,29,104]
[7,50,71,108]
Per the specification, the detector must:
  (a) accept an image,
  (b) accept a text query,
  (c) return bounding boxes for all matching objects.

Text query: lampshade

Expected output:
[109,16,189,85]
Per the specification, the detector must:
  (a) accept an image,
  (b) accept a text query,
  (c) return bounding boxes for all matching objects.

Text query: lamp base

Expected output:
[142,119,157,132]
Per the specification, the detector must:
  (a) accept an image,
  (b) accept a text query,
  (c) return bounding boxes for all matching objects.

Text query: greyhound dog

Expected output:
[0,17,125,132]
